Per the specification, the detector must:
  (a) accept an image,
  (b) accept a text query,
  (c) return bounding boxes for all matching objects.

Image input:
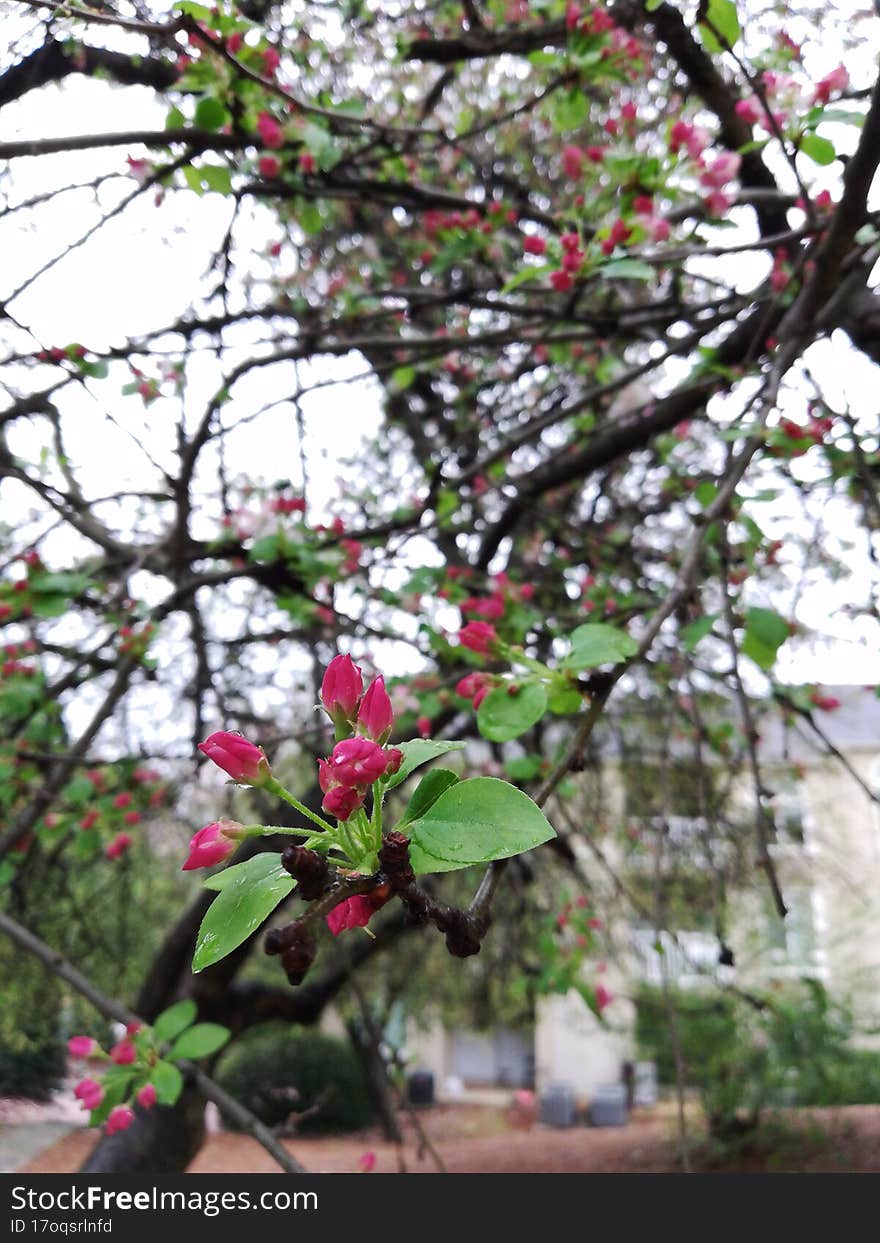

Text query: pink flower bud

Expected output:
[110,1039,136,1065]
[105,1105,135,1135]
[321,654,364,725]
[357,676,394,743]
[416,716,432,739]
[321,785,365,821]
[104,832,133,860]
[74,1079,104,1111]
[458,621,499,656]
[327,736,392,786]
[198,731,272,786]
[68,1036,97,1059]
[137,1083,157,1109]
[320,894,380,934]
[256,112,283,149]
[258,155,281,178]
[358,1150,377,1173]
[182,820,240,871]
[523,235,546,256]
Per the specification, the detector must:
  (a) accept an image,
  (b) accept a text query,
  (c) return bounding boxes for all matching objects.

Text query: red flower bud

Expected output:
[458,621,499,656]
[320,654,363,725]
[137,1083,157,1109]
[182,820,240,871]
[357,675,394,743]
[105,1105,135,1135]
[68,1036,97,1058]
[198,731,272,786]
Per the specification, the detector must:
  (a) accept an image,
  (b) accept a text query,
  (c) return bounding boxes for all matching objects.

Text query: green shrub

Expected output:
[0,1031,67,1101]
[635,980,880,1141]
[214,1025,375,1134]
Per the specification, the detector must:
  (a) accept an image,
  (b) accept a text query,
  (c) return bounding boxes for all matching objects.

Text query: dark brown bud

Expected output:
[277,921,317,986]
[378,832,415,891]
[281,844,331,901]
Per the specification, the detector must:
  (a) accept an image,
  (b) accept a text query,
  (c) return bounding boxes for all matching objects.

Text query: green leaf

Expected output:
[398,769,460,826]
[29,572,90,595]
[477,683,549,742]
[799,133,836,165]
[88,1072,131,1127]
[407,777,556,874]
[741,631,777,671]
[150,1060,184,1106]
[560,623,638,671]
[384,739,466,790]
[199,164,232,194]
[743,607,789,671]
[195,96,229,131]
[645,0,664,9]
[153,999,197,1045]
[168,1023,230,1060]
[165,105,185,130]
[681,615,717,651]
[391,365,416,390]
[697,0,740,51]
[601,258,655,281]
[547,686,584,715]
[192,853,295,972]
[500,264,553,295]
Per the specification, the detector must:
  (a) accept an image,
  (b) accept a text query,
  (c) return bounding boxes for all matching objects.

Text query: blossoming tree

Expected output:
[1,0,880,1170]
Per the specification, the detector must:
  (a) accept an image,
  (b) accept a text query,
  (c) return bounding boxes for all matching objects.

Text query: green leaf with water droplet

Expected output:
[384,739,466,790]
[477,683,548,741]
[192,853,294,972]
[407,777,556,874]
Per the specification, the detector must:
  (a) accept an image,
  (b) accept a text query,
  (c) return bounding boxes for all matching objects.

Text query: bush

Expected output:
[635,980,880,1141]
[0,1031,67,1101]
[214,1025,375,1135]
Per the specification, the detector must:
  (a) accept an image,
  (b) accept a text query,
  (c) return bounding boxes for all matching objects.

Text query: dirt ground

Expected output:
[18,1102,880,1174]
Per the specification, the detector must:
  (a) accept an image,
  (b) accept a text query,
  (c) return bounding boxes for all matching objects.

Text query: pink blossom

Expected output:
[358,1150,377,1172]
[105,1106,135,1135]
[325,737,393,786]
[321,784,365,821]
[258,155,281,178]
[704,190,733,217]
[813,64,848,105]
[74,1079,104,1111]
[299,151,317,175]
[256,112,283,150]
[321,654,364,725]
[182,821,240,871]
[357,675,394,743]
[699,152,741,189]
[562,145,584,179]
[198,731,272,786]
[137,1084,157,1109]
[326,895,379,936]
[105,833,133,860]
[735,98,761,125]
[459,621,499,656]
[595,983,613,1012]
[110,1040,137,1066]
[262,46,281,76]
[68,1036,97,1059]
[523,235,547,256]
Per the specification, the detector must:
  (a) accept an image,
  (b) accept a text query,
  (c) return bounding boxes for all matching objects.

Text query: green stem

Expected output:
[243,824,326,840]
[370,781,383,851]
[264,778,335,834]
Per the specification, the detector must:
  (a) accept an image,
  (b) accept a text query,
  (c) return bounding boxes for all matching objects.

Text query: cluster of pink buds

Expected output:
[68,1024,157,1134]
[318,656,403,820]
